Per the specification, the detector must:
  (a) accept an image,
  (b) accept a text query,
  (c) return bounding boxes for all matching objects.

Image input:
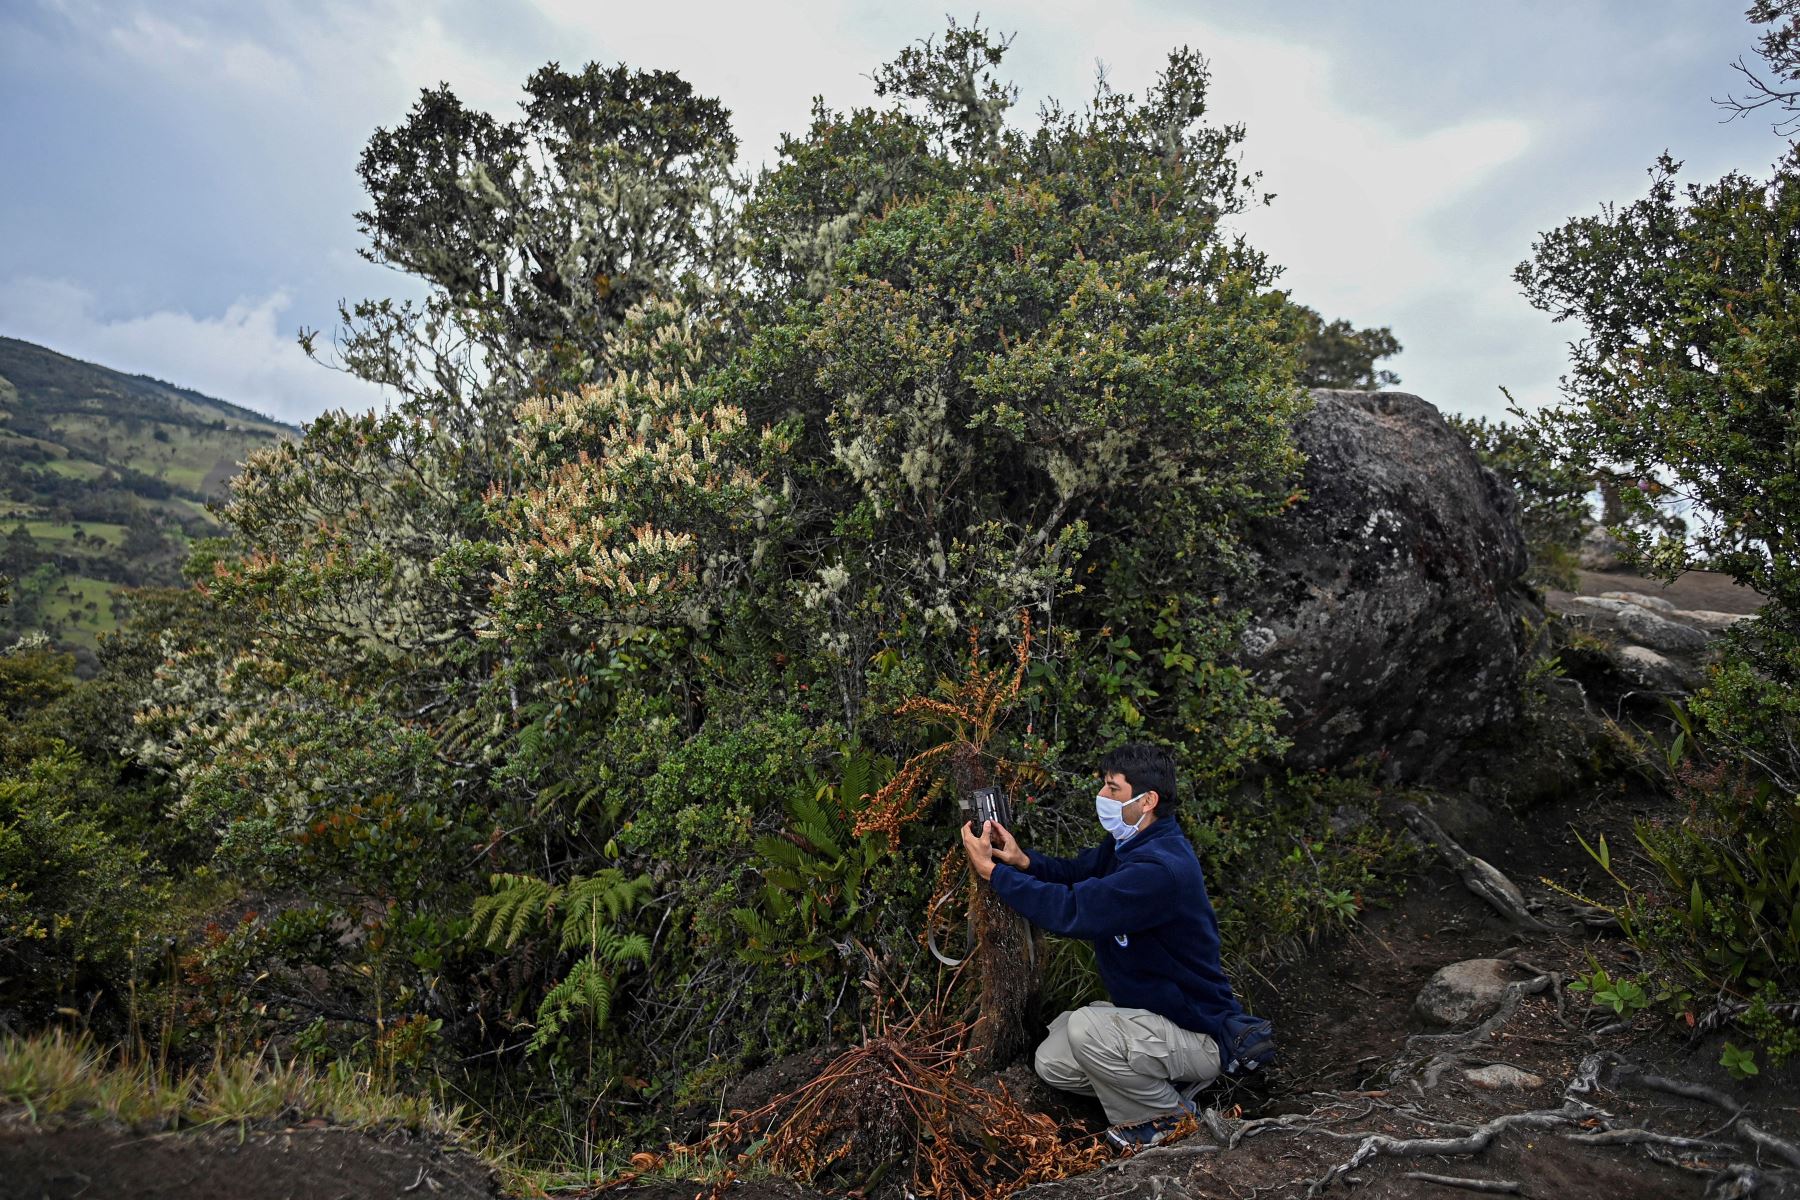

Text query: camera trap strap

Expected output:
[926,857,1037,973]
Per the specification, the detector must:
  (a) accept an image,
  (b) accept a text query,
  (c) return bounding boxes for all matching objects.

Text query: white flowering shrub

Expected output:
[485,302,792,639]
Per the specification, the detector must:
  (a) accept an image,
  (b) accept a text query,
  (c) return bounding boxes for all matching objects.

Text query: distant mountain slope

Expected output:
[0,336,301,668]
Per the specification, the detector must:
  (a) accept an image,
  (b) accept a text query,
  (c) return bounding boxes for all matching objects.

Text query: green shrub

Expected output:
[1574,690,1800,1063]
[0,746,169,1011]
[1199,769,1414,961]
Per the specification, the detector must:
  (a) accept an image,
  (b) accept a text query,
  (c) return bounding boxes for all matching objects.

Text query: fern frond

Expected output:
[839,751,874,813]
[528,957,613,1052]
[753,835,812,870]
[471,873,556,949]
[557,869,653,951]
[763,867,804,892]
[793,819,843,861]
[598,929,651,967]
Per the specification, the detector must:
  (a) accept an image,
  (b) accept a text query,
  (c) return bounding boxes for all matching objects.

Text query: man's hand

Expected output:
[961,820,1030,881]
[960,820,997,881]
[987,821,1030,871]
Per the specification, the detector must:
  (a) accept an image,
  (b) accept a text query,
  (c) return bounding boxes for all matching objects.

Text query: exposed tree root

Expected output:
[1743,1122,1800,1170]
[1602,1053,1744,1115]
[1399,805,1553,932]
[1303,1101,1593,1194]
[1401,1173,1523,1194]
[1392,974,1553,1094]
[1563,1127,1735,1152]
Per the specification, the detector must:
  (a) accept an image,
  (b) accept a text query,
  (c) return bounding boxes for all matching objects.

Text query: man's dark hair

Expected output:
[1099,742,1178,810]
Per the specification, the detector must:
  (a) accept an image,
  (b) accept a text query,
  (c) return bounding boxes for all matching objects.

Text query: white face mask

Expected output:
[1095,791,1150,843]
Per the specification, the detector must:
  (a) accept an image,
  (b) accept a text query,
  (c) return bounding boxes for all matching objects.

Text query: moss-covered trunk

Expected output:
[952,745,1041,1069]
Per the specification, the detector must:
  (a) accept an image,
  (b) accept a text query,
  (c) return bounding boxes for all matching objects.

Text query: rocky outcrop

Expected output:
[1578,524,1629,571]
[1551,590,1750,695]
[1231,390,1534,781]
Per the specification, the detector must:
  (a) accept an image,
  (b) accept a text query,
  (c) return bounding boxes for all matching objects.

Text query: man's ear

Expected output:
[1141,789,1161,815]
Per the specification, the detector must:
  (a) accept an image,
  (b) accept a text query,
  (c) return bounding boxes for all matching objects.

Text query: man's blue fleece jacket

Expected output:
[989,816,1244,1051]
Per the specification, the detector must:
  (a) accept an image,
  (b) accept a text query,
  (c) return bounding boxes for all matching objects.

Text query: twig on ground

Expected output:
[1402,1173,1523,1194]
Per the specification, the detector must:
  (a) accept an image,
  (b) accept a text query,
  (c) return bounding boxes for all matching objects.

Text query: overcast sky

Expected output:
[0,1,1789,426]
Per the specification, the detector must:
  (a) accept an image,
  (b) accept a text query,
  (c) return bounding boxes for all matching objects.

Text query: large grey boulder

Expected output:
[1231,390,1533,781]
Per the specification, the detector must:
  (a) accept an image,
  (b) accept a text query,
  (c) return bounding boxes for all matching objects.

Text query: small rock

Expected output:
[1414,958,1516,1026]
[1676,609,1751,633]
[1597,590,1677,612]
[1613,604,1713,653]
[1613,644,1702,692]
[1463,1064,1546,1091]
[1578,526,1628,571]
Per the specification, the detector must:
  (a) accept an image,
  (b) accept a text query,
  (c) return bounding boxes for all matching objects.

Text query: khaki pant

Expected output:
[1033,1002,1222,1126]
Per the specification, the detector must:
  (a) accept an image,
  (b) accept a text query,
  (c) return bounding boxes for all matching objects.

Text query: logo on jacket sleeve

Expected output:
[1113,933,1129,948]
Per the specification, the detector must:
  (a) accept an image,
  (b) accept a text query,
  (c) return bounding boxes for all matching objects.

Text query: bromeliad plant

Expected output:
[730,748,890,967]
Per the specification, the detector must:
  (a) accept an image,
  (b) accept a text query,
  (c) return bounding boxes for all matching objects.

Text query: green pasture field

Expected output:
[22,520,129,550]
[31,574,122,652]
[39,457,108,480]
[41,411,270,495]
[164,392,290,437]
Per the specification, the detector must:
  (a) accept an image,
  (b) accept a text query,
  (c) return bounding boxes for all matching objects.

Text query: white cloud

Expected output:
[528,0,892,170]
[101,7,303,93]
[379,11,530,119]
[0,276,387,424]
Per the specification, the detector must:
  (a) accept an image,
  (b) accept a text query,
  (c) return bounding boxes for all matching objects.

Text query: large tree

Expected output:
[1516,5,1800,1055]
[133,23,1328,1127]
[1516,152,1800,628]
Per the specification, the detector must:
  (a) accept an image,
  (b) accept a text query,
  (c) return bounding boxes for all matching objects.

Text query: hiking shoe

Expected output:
[1104,1100,1197,1151]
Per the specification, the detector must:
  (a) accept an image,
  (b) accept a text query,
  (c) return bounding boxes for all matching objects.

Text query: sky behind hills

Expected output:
[0,1,1789,426]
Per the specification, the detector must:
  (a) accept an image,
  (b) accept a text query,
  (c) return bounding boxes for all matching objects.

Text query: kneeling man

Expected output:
[960,742,1269,1149]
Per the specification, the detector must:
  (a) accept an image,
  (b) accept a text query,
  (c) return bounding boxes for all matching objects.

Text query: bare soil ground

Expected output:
[0,1118,502,1200]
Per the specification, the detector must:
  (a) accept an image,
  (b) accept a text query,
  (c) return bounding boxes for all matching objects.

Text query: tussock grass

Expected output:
[0,1028,463,1137]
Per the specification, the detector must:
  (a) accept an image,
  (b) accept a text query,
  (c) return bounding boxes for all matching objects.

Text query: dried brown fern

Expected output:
[602,1001,1117,1200]
[852,613,1049,1067]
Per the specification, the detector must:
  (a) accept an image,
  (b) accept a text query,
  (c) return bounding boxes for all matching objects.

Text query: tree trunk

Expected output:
[951,745,1042,1069]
